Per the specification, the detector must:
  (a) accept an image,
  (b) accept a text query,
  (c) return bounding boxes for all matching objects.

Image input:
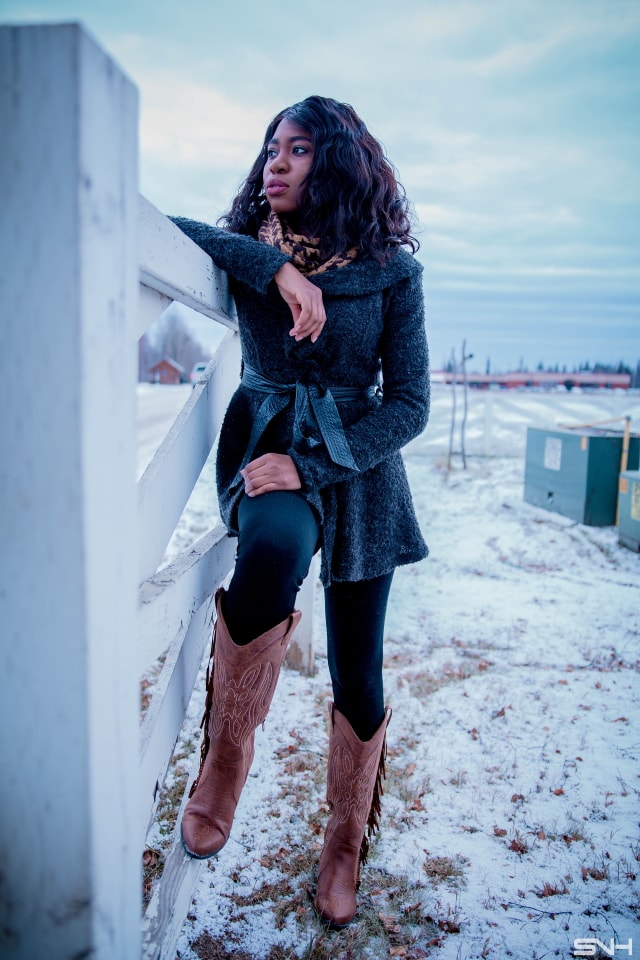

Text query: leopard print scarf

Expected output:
[258,210,357,276]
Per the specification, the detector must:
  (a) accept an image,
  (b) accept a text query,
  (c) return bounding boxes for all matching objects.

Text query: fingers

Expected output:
[290,312,326,343]
[274,263,326,342]
[241,453,302,497]
[289,286,325,341]
[240,458,271,495]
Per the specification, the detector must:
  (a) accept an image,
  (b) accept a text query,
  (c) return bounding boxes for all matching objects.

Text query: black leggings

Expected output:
[223,491,393,741]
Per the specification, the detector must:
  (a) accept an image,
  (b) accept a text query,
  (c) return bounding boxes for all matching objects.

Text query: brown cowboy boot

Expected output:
[181,588,301,859]
[314,703,391,927]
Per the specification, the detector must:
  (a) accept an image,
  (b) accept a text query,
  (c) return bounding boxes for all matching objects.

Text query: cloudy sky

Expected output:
[3,0,638,371]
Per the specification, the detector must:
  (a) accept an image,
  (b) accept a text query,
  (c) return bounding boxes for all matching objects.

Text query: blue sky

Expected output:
[2,0,638,371]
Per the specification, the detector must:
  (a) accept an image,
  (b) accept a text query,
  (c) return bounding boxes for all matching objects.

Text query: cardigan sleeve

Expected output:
[168,216,291,293]
[289,270,430,491]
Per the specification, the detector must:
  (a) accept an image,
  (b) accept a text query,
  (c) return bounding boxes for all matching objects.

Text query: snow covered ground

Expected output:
[139,383,640,960]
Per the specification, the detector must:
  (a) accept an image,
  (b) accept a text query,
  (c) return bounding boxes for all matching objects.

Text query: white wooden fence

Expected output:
[0,23,316,960]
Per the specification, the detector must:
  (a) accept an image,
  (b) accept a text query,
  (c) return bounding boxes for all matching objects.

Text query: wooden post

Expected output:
[460,338,469,470]
[483,393,494,457]
[0,24,140,960]
[616,416,632,526]
[620,416,632,475]
[286,555,319,675]
[447,349,457,474]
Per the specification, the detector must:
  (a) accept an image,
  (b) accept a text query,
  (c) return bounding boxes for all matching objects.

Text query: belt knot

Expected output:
[239,364,374,472]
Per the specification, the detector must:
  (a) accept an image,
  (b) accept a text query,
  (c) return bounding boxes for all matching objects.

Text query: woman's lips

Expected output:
[266,181,288,196]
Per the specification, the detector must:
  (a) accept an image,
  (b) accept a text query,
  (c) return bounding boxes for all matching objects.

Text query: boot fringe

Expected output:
[188,591,299,799]
[358,731,388,869]
[188,616,217,798]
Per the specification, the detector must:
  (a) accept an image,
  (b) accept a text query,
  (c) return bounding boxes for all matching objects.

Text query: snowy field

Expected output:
[139,383,640,960]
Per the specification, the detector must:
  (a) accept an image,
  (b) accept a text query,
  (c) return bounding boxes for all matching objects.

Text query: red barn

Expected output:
[149,358,185,385]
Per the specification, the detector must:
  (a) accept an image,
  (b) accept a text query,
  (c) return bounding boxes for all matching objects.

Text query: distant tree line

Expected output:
[138,307,213,382]
[456,357,640,388]
[535,359,637,376]
[533,359,640,388]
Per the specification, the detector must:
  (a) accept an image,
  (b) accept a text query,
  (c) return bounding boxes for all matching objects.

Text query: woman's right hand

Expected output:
[274,262,326,342]
[241,453,301,496]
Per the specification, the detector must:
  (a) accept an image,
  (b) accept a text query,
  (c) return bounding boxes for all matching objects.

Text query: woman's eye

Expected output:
[266,148,277,158]
[292,146,308,155]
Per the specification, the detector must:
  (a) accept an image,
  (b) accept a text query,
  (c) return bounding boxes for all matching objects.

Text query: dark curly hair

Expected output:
[220,95,419,264]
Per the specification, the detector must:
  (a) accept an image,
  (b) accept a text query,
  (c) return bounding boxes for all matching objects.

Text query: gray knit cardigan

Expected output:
[170,217,430,585]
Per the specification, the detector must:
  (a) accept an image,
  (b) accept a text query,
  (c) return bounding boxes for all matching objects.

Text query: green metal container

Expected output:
[524,427,640,526]
[618,470,640,551]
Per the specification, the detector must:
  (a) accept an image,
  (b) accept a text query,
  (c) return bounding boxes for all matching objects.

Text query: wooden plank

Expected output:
[0,24,140,959]
[138,526,317,678]
[140,591,217,834]
[142,756,205,960]
[138,195,238,340]
[137,329,241,583]
[138,522,235,672]
[139,282,172,335]
[138,528,236,830]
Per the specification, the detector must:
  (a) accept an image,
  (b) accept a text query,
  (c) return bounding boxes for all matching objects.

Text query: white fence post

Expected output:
[0,24,140,960]
[287,555,319,674]
[483,392,494,457]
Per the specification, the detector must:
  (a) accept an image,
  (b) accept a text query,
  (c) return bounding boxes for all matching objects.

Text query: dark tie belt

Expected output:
[239,363,376,472]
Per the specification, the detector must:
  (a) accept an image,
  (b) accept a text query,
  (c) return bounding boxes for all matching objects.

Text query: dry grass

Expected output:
[142,733,196,907]
[531,879,570,898]
[142,847,164,908]
[402,662,477,701]
[191,932,255,960]
[422,853,469,888]
[187,853,449,960]
[140,653,166,722]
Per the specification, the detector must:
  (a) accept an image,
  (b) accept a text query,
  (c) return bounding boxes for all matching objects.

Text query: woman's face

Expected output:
[263,118,314,216]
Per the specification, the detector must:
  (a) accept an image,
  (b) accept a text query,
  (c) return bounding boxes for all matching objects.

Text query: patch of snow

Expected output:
[140,385,639,958]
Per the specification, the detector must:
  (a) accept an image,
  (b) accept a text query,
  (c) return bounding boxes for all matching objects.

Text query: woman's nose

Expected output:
[270,152,289,172]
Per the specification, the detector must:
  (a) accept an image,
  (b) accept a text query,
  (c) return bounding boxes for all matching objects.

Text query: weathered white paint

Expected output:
[137,329,241,582]
[140,591,218,833]
[138,523,236,672]
[138,195,237,339]
[138,526,236,830]
[0,22,317,960]
[141,760,205,960]
[139,282,173,334]
[0,23,140,960]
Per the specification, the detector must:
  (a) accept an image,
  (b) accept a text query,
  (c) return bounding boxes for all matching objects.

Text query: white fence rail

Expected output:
[0,22,316,960]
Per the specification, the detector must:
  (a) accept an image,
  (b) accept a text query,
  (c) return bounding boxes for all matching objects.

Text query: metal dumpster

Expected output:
[618,470,640,550]
[524,427,640,526]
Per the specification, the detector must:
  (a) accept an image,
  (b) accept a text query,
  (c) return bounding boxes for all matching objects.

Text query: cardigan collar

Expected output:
[305,248,423,296]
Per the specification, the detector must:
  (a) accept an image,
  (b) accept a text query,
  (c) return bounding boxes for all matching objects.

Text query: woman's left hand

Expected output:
[241,453,302,497]
[274,262,326,342]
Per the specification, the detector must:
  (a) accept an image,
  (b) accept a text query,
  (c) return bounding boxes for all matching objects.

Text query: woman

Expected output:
[170,95,429,928]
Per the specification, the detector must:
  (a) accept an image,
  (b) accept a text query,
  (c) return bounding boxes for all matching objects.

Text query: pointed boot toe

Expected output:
[180,590,301,860]
[315,862,357,927]
[180,811,228,860]
[314,705,391,926]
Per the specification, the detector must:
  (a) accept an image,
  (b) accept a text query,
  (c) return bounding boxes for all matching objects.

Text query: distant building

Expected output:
[149,357,186,385]
[433,371,631,391]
